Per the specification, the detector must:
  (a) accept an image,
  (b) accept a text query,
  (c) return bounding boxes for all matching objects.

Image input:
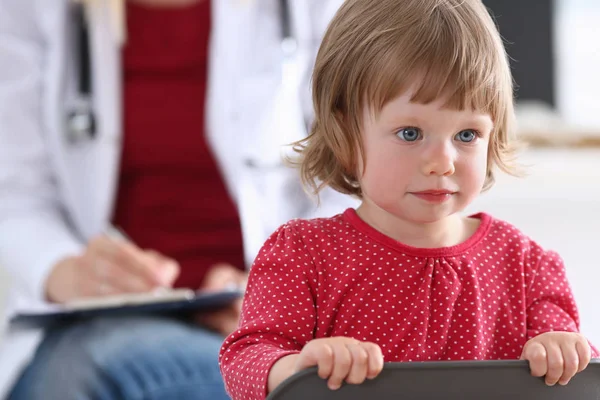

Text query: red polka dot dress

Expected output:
[220,209,598,400]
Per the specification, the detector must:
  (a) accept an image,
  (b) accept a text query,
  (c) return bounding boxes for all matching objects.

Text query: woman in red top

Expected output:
[8,1,245,399]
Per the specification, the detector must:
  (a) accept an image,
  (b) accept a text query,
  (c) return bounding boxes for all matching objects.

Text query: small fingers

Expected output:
[558,343,579,386]
[315,345,335,380]
[297,339,382,391]
[522,341,548,378]
[544,343,564,386]
[328,343,352,390]
[361,342,384,379]
[345,343,369,385]
[295,343,334,380]
[576,337,592,373]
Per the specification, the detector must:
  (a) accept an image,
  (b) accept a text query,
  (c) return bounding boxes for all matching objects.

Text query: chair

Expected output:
[267,359,600,400]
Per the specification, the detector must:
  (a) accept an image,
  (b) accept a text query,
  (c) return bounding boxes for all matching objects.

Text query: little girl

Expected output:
[219,0,598,399]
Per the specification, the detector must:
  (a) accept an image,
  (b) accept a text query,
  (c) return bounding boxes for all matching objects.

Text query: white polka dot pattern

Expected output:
[219,209,597,400]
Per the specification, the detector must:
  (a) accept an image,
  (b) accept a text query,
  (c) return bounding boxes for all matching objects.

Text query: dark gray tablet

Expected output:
[10,289,243,330]
[267,359,600,400]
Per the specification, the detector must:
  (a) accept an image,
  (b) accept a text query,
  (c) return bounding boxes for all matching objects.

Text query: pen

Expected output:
[104,225,131,242]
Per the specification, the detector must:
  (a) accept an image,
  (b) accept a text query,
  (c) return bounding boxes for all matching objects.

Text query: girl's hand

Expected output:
[521,332,592,386]
[268,337,384,393]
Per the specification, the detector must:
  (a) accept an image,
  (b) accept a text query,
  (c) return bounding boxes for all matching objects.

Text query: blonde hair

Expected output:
[75,0,127,45]
[294,0,520,198]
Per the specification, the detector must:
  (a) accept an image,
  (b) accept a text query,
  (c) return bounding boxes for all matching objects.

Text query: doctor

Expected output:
[0,0,351,399]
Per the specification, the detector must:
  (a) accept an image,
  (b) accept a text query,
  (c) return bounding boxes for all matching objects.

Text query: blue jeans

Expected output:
[9,316,230,400]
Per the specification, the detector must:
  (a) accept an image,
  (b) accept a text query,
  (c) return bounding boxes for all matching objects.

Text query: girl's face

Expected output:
[357,90,493,227]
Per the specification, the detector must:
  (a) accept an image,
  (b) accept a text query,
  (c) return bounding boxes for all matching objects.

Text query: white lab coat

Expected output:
[0,0,354,397]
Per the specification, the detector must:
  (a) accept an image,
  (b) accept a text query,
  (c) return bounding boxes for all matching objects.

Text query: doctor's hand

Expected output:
[45,235,180,304]
[194,263,247,336]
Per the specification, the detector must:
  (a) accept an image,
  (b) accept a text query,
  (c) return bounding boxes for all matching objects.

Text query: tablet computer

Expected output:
[267,359,600,400]
[10,288,244,330]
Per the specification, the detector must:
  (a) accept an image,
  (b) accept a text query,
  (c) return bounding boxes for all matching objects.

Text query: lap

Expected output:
[9,316,229,400]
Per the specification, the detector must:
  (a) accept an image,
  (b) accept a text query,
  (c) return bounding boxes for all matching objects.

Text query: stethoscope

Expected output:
[66,0,294,144]
[66,3,96,144]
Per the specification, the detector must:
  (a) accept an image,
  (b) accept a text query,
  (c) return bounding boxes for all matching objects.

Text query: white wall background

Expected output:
[555,0,600,130]
[465,148,600,345]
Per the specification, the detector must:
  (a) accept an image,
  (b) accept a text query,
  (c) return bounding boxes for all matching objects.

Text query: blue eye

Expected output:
[396,127,421,142]
[455,130,477,143]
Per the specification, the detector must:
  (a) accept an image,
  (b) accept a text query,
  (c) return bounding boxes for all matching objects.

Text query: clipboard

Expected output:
[9,288,244,330]
[266,359,600,400]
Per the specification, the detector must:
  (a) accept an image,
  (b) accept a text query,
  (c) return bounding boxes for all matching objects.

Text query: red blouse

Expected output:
[220,210,597,400]
[112,0,245,289]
